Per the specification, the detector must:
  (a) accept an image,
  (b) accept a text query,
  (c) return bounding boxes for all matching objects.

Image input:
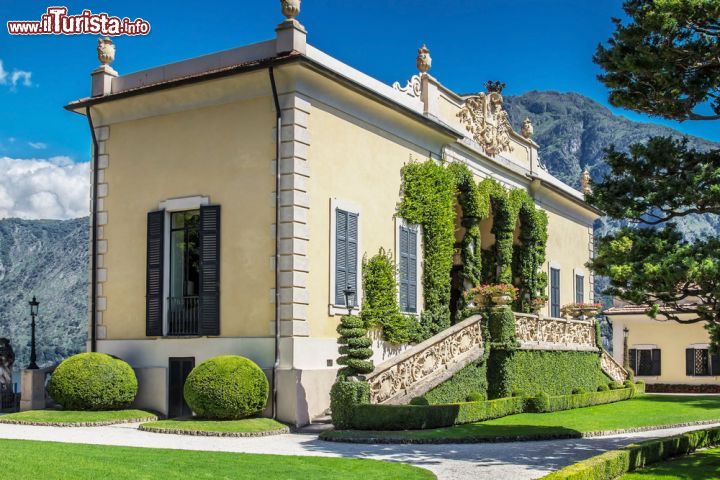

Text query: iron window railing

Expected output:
[167,296,200,336]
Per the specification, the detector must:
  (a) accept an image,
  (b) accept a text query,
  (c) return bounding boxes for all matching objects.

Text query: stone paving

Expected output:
[0,421,717,479]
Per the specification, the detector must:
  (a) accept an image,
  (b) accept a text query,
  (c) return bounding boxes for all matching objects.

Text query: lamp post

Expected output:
[343,285,356,316]
[622,326,630,370]
[27,296,39,370]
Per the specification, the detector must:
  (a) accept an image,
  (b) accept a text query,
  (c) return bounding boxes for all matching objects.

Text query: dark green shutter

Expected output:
[687,348,695,376]
[335,209,358,306]
[652,349,661,376]
[550,268,560,317]
[399,225,417,313]
[199,205,220,336]
[711,352,720,376]
[628,348,637,375]
[146,210,165,337]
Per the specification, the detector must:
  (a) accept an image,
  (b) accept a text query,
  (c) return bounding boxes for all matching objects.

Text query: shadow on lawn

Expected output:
[638,394,720,410]
[298,429,640,474]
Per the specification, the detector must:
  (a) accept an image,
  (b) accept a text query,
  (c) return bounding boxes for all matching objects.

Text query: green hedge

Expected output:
[350,396,526,431]
[342,386,640,431]
[542,426,720,479]
[184,356,268,420]
[330,380,370,430]
[538,387,636,413]
[421,359,488,404]
[48,353,137,411]
[488,350,611,398]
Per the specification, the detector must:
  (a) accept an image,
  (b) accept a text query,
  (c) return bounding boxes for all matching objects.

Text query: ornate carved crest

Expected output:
[521,117,534,139]
[457,89,514,156]
[392,75,422,98]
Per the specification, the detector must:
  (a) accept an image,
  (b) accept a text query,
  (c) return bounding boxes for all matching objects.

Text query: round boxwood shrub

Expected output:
[409,396,430,406]
[571,387,586,395]
[48,352,137,410]
[466,391,486,402]
[609,381,623,390]
[184,355,268,419]
[597,384,610,392]
[528,391,550,413]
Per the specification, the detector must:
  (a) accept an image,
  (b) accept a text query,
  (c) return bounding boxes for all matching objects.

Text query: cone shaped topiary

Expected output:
[183,356,269,420]
[48,352,138,411]
[336,315,374,378]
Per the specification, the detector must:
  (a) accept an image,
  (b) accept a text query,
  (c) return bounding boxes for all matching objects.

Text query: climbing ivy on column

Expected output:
[478,178,520,285]
[514,192,549,313]
[398,160,456,337]
[361,248,420,345]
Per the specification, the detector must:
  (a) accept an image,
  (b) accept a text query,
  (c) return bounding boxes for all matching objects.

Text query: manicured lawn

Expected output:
[0,439,435,480]
[0,409,157,425]
[140,417,288,435]
[623,446,720,479]
[323,395,720,443]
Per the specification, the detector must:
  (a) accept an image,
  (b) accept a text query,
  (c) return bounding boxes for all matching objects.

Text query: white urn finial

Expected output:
[521,117,534,139]
[97,37,115,66]
[417,44,431,73]
[581,168,592,195]
[281,0,301,20]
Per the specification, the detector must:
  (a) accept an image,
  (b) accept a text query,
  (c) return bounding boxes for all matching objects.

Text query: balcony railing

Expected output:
[167,296,200,336]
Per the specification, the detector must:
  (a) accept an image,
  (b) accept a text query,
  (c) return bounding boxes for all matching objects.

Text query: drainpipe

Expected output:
[269,67,281,419]
[86,106,99,353]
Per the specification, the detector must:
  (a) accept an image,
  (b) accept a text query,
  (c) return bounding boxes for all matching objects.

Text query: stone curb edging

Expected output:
[138,424,291,437]
[320,419,720,445]
[0,416,159,428]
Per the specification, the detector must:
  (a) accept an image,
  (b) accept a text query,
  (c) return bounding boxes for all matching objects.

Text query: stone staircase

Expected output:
[600,348,630,383]
[361,314,484,405]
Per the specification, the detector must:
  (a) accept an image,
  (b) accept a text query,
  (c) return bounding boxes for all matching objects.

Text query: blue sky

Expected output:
[0,1,717,218]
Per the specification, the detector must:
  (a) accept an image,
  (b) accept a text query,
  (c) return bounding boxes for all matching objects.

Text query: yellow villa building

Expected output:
[66,5,604,425]
[606,302,720,393]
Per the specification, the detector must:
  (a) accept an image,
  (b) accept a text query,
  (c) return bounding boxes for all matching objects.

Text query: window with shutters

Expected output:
[632,348,661,376]
[686,347,717,376]
[398,222,420,314]
[575,273,584,304]
[146,197,219,337]
[550,267,561,317]
[329,199,361,315]
[168,210,201,335]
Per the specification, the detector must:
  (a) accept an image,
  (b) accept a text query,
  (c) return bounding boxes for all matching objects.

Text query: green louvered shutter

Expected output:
[399,225,417,313]
[199,205,220,336]
[335,209,358,306]
[146,210,165,336]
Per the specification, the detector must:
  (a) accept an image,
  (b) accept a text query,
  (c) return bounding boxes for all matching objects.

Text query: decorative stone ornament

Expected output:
[281,0,301,20]
[458,89,514,156]
[521,117,534,139]
[392,75,422,98]
[417,44,431,73]
[0,338,15,390]
[97,37,115,66]
[581,168,592,195]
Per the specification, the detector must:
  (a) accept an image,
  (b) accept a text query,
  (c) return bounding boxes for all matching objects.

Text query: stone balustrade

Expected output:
[362,314,484,405]
[514,313,598,351]
[601,349,629,383]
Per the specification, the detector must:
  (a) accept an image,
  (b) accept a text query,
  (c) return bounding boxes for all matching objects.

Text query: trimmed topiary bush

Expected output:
[572,387,586,395]
[528,391,551,413]
[609,381,623,390]
[330,380,370,429]
[466,391,486,402]
[184,356,268,420]
[597,384,610,392]
[48,353,137,411]
[336,315,374,378]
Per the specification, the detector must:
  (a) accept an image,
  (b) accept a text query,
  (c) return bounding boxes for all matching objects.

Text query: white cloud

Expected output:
[0,156,89,220]
[28,142,47,150]
[0,59,32,88]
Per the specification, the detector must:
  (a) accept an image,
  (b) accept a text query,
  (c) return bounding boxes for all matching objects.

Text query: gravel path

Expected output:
[0,422,717,479]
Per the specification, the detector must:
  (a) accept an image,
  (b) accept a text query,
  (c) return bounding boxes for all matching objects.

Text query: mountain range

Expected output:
[0,91,718,369]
